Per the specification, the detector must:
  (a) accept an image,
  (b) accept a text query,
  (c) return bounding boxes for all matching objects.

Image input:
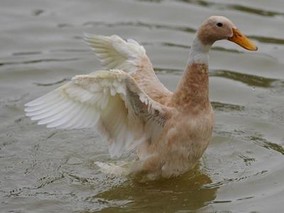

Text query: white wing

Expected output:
[25,69,170,157]
[84,34,148,73]
[84,34,172,101]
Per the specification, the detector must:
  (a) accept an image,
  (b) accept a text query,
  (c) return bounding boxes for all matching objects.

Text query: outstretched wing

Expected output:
[25,69,171,157]
[84,34,172,102]
[84,34,148,73]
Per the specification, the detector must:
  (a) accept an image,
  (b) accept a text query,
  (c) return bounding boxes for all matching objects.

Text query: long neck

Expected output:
[172,37,211,112]
[187,36,210,65]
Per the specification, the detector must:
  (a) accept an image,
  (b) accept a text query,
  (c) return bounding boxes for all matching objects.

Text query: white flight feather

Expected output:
[84,34,146,73]
[25,69,167,157]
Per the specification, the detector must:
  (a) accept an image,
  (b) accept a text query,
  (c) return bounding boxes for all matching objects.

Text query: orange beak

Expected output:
[228,28,258,51]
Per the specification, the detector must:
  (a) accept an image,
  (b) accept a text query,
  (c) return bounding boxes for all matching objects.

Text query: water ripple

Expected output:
[83,21,196,33]
[250,135,284,155]
[177,0,284,17]
[33,78,70,87]
[211,69,283,88]
[0,58,80,67]
[251,35,284,45]
[211,101,245,112]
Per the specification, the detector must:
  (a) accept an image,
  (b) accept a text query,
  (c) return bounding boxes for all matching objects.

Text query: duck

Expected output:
[25,16,257,179]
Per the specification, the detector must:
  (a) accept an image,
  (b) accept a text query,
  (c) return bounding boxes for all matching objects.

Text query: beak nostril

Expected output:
[228,28,258,51]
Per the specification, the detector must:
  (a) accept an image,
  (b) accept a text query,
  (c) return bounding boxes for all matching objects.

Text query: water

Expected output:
[1,0,284,212]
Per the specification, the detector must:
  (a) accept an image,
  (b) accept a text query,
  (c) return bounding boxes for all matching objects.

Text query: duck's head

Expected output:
[197,16,258,51]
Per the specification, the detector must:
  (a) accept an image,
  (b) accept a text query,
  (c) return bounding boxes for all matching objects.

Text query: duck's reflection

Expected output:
[95,166,217,212]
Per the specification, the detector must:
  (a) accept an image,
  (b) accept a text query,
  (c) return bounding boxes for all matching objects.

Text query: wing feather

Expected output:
[84,34,147,74]
[84,34,173,104]
[25,69,171,157]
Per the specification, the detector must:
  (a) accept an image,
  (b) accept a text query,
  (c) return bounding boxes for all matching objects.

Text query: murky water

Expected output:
[1,0,284,212]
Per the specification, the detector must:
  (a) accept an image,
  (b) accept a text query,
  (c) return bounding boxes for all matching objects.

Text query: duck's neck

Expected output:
[172,37,211,112]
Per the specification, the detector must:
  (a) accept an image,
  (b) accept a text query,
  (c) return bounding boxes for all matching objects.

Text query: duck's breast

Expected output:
[159,106,214,176]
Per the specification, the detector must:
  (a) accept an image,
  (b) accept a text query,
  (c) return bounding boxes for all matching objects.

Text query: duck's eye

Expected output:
[216,22,223,27]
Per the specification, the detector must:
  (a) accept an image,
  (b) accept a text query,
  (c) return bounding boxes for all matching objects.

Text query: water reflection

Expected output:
[93,168,217,212]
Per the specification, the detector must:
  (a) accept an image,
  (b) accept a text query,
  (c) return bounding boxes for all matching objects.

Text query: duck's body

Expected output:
[25,16,257,178]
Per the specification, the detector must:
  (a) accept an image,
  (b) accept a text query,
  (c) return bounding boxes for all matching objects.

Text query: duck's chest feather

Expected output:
[156,107,214,177]
[165,107,214,151]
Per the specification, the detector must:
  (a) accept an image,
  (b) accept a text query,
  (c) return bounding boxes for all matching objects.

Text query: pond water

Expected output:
[1,0,284,212]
